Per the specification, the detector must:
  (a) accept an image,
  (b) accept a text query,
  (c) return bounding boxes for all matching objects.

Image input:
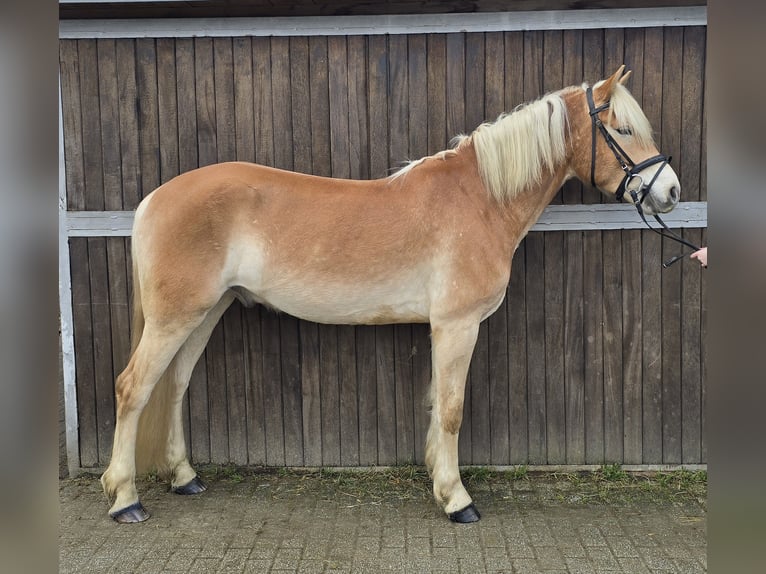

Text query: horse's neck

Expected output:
[498,165,573,247]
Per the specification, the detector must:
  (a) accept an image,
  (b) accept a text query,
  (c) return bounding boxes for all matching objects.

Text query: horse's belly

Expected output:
[233,279,431,325]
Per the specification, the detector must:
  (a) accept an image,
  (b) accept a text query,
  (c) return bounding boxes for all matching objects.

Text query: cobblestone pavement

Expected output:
[59,470,706,573]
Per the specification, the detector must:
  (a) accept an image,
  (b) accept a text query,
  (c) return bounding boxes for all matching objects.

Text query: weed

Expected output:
[462,466,493,485]
[599,463,629,482]
[510,465,529,481]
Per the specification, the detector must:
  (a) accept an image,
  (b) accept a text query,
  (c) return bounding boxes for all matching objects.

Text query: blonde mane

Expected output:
[454,91,569,202]
[393,82,654,203]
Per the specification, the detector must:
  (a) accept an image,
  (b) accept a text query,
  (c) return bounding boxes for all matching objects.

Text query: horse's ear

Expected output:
[594,65,627,102]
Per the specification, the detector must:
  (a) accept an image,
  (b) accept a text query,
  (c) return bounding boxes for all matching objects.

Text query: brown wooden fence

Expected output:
[60,23,707,470]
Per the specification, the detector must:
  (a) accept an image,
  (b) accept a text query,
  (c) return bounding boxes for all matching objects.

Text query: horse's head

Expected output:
[573,66,680,215]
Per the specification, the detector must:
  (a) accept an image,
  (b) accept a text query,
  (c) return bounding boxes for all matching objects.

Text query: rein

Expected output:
[586,86,699,268]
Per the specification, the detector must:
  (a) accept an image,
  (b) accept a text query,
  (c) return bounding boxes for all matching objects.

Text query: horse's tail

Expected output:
[131,232,174,477]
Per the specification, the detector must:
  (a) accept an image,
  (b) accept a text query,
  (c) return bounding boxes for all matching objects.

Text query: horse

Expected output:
[101,66,680,523]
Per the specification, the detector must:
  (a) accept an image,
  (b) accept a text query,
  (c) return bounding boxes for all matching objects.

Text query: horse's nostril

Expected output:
[670,185,680,203]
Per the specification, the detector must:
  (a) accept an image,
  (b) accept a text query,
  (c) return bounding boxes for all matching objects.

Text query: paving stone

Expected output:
[60,473,706,574]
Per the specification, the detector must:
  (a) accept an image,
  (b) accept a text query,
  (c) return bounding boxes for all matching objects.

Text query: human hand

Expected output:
[690,247,707,268]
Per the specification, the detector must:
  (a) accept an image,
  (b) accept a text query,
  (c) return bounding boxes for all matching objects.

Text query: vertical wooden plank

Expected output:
[584,231,606,465]
[522,31,546,465]
[542,30,566,465]
[464,32,491,465]
[445,33,466,139]
[284,37,322,468]
[366,32,396,464]
[562,30,583,207]
[234,40,262,464]
[414,33,446,464]
[252,36,284,466]
[156,39,179,184]
[582,29,604,205]
[116,39,140,212]
[194,37,228,464]
[290,37,312,175]
[680,27,706,464]
[175,39,198,174]
[176,38,209,463]
[234,37,256,164]
[311,37,332,178]
[271,37,303,466]
[154,37,189,451]
[603,232,624,464]
[602,28,625,464]
[483,31,510,465]
[560,30,586,465]
[98,40,130,465]
[504,31,527,465]
[232,38,266,464]
[581,24,607,469]
[347,35,370,180]
[71,239,98,468]
[641,27,664,463]
[78,39,115,466]
[340,36,364,466]
[407,35,428,463]
[621,28,645,465]
[244,306,266,465]
[195,38,217,166]
[444,32,472,460]
[387,34,415,464]
[507,246,528,465]
[61,41,92,468]
[426,34,447,155]
[322,35,351,466]
[253,37,275,168]
[375,24,397,463]
[136,38,160,196]
[214,38,236,162]
[231,38,256,462]
[60,40,85,211]
[660,28,683,464]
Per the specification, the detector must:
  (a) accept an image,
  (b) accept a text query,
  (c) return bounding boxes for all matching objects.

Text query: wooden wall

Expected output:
[60,25,707,469]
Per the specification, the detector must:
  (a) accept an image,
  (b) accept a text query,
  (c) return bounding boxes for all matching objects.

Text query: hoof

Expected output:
[172,476,207,495]
[110,501,150,524]
[448,502,481,523]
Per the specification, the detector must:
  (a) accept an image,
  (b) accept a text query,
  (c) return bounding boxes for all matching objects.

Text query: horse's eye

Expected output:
[616,126,633,136]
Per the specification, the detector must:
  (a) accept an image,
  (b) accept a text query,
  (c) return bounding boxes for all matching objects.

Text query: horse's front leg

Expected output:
[425,318,481,522]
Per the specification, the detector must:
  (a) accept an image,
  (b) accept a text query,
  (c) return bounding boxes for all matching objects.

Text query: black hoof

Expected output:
[448,503,481,523]
[110,501,150,524]
[172,476,207,495]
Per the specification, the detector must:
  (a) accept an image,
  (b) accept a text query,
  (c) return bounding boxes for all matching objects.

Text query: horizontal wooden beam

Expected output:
[63,202,707,237]
[59,7,706,39]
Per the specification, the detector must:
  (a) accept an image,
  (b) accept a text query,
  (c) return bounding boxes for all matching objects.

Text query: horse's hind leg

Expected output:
[100,317,202,523]
[425,318,481,523]
[158,293,235,494]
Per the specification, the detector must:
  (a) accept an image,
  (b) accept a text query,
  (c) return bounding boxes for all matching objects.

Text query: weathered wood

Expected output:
[621,28,646,465]
[61,25,707,470]
[507,246,528,465]
[639,28,665,465]
[215,39,250,465]
[466,33,491,465]
[243,305,267,465]
[660,27,684,464]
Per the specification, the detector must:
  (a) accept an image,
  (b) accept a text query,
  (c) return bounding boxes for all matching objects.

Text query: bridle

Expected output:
[586,86,700,267]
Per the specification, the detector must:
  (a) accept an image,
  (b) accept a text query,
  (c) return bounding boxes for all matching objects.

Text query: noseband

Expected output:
[586,86,700,267]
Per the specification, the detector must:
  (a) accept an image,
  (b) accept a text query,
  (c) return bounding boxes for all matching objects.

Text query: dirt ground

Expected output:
[59,466,706,573]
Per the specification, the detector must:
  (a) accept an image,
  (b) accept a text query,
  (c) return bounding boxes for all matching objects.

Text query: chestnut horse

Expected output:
[101,67,680,523]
